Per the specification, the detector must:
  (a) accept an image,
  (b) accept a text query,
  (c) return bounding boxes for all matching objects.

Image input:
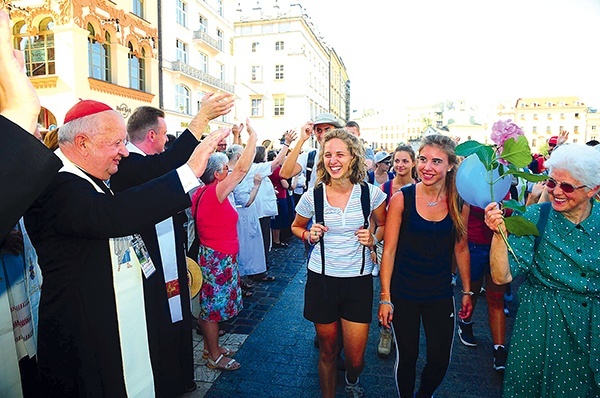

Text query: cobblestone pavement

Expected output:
[185,238,518,397]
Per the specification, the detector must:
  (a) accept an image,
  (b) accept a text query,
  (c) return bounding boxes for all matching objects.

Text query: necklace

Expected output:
[420,184,443,207]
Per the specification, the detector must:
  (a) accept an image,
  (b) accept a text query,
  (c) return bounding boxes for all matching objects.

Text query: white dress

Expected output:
[233,163,273,277]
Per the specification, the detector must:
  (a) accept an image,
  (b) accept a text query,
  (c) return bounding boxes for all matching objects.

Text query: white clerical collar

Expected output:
[126,142,146,156]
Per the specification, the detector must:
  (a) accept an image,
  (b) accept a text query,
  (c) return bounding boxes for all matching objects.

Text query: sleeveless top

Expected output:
[391,184,455,301]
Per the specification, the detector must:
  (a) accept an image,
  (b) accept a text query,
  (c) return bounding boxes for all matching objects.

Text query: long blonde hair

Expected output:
[419,135,466,240]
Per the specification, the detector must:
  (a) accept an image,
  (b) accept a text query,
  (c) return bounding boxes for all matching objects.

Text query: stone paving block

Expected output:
[184,239,516,397]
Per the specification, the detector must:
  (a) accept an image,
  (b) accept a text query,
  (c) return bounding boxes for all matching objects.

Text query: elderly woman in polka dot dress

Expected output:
[484,144,600,397]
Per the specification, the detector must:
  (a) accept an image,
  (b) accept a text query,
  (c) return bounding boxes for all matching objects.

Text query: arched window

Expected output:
[128,43,145,91]
[88,24,111,82]
[175,84,190,114]
[13,18,55,76]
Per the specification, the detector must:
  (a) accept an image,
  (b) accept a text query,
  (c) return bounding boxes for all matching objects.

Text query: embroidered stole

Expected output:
[0,218,40,397]
[55,149,155,397]
[127,143,183,323]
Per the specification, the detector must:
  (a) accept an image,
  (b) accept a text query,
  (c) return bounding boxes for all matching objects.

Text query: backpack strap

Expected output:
[313,183,372,275]
[306,150,317,185]
[359,183,370,274]
[533,202,551,252]
[367,170,374,184]
[313,183,326,275]
[383,180,392,204]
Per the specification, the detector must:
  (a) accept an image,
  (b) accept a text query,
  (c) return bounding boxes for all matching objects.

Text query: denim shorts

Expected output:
[468,242,491,282]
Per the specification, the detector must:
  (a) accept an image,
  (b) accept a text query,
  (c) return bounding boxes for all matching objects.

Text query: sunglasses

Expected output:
[546,178,586,193]
[315,126,332,134]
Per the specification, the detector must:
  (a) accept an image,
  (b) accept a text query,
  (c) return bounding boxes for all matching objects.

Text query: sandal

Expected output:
[241,279,254,290]
[207,354,240,371]
[202,347,237,359]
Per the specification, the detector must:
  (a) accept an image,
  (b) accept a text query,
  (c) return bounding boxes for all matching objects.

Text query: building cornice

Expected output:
[31,75,59,89]
[88,78,154,102]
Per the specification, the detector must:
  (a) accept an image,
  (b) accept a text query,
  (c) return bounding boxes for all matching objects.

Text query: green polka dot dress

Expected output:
[505,200,600,397]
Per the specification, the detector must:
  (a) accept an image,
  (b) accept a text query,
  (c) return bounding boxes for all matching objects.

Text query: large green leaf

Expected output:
[456,141,497,170]
[456,140,486,157]
[501,199,526,214]
[500,136,532,168]
[504,169,549,182]
[475,146,496,170]
[505,215,540,236]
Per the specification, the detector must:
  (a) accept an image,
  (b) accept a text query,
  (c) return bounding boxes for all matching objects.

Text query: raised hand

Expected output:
[0,10,40,133]
[557,130,569,146]
[245,118,257,140]
[299,122,313,142]
[187,127,230,177]
[283,129,297,146]
[188,92,234,139]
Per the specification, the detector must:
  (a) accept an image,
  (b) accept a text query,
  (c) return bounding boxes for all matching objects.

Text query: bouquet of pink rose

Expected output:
[455,119,548,260]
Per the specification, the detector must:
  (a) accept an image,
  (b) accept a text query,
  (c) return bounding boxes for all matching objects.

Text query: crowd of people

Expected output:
[2,7,600,397]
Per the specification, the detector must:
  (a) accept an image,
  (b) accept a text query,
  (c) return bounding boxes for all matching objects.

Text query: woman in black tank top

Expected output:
[377,135,473,398]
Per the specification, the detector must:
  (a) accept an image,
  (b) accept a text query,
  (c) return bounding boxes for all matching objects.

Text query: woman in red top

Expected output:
[191,119,257,371]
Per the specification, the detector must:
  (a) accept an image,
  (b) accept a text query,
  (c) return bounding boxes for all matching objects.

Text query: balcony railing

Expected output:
[192,30,222,52]
[171,61,234,93]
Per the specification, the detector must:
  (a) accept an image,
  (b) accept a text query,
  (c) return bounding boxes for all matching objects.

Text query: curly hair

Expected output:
[316,128,367,186]
[419,134,466,240]
[544,144,600,189]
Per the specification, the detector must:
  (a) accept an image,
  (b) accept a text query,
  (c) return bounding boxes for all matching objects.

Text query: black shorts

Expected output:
[304,270,373,324]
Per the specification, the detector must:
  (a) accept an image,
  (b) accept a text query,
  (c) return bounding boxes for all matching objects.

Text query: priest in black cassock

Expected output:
[0,10,61,241]
[110,99,233,396]
[24,99,230,397]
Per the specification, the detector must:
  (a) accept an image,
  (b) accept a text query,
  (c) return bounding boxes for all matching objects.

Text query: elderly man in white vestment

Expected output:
[24,98,230,397]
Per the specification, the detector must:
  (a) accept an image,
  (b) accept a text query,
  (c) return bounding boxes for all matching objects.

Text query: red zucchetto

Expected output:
[64,99,113,124]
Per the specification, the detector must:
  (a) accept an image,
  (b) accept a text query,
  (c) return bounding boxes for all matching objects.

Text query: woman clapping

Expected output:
[190,119,257,371]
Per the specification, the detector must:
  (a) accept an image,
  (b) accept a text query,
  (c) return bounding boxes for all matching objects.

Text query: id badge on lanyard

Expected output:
[130,234,156,278]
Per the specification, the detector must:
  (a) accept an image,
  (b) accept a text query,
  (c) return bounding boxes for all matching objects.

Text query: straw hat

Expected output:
[186,257,202,298]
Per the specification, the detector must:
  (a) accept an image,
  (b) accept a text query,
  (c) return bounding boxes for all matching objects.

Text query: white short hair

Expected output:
[545,144,600,188]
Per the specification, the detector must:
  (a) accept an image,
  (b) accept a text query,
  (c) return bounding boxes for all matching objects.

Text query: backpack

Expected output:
[313,182,371,275]
[305,150,317,186]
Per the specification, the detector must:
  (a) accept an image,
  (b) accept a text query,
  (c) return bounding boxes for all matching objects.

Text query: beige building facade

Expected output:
[498,96,593,152]
[160,0,235,136]
[232,2,349,146]
[8,0,160,132]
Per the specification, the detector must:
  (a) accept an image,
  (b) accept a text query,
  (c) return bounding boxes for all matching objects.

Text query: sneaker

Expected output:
[457,320,477,347]
[493,346,508,371]
[450,273,457,286]
[377,327,393,358]
[344,374,364,398]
